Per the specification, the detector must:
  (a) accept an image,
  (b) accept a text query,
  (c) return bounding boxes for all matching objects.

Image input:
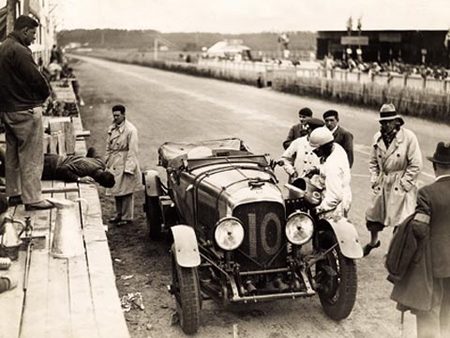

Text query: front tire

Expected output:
[145,196,162,240]
[316,235,357,320]
[171,245,201,335]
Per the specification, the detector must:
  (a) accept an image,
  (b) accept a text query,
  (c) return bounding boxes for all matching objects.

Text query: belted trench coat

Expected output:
[365,127,422,227]
[105,120,142,196]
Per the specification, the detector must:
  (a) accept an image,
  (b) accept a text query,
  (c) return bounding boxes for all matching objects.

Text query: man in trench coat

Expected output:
[105,105,142,226]
[363,103,422,256]
[391,142,450,337]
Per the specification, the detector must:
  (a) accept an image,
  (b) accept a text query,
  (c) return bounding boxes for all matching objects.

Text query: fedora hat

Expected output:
[379,103,404,125]
[427,142,450,164]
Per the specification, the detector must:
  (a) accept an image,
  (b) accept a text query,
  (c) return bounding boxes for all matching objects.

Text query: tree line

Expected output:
[57,29,317,52]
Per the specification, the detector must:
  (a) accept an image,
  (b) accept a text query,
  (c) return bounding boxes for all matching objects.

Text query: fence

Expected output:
[76,49,450,123]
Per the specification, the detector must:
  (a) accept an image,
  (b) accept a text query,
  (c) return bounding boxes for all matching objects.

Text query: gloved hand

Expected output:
[305,167,320,179]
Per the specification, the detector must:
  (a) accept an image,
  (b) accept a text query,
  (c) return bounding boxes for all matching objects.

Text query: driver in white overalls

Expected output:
[308,127,352,218]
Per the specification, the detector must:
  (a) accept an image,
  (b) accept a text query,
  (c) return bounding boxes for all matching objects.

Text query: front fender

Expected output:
[321,218,363,259]
[171,225,201,267]
[142,170,163,197]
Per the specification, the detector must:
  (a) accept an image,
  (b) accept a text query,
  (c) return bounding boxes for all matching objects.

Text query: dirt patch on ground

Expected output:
[99,194,175,338]
[78,74,177,338]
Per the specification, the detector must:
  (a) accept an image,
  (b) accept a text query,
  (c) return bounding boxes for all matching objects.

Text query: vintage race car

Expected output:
[142,138,363,335]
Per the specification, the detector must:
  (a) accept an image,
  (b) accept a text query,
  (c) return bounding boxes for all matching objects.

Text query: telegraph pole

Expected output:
[6,0,17,35]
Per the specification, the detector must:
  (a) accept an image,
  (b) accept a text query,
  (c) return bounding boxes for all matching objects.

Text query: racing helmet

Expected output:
[309,127,334,148]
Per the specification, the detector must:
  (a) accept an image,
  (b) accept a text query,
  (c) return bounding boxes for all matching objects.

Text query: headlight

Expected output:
[285,211,314,245]
[214,217,244,251]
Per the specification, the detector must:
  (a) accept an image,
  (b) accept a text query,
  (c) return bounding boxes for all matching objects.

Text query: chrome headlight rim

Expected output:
[214,217,245,251]
[285,211,314,245]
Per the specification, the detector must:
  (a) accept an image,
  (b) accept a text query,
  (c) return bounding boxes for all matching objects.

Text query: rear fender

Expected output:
[319,218,363,259]
[171,225,201,267]
[142,170,163,197]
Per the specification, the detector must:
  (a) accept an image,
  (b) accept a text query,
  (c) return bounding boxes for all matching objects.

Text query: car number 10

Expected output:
[248,212,282,257]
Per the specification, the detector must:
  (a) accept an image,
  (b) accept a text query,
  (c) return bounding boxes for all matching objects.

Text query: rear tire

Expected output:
[145,196,162,240]
[316,234,357,320]
[171,246,201,335]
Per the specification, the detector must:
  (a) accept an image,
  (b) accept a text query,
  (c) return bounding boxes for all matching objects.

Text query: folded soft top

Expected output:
[158,138,252,168]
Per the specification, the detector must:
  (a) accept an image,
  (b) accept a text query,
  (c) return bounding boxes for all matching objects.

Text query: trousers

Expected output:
[416,277,450,338]
[114,193,134,221]
[1,107,44,204]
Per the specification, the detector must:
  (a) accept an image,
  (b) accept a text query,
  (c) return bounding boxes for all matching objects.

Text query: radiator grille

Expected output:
[233,202,286,271]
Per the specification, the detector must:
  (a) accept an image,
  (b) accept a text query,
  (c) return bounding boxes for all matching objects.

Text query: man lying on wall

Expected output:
[0,147,115,204]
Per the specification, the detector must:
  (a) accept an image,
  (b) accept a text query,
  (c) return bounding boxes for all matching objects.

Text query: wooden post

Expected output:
[63,121,76,155]
[43,134,51,154]
[6,0,17,35]
[57,132,66,156]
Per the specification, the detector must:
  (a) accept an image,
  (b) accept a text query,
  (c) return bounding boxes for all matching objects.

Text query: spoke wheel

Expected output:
[145,196,162,240]
[171,245,201,335]
[316,234,357,320]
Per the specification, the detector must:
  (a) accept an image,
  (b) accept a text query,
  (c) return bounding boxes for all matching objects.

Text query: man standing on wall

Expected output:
[0,15,54,211]
[105,105,142,227]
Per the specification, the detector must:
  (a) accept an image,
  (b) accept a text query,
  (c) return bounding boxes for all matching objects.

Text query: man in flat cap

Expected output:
[390,142,450,337]
[282,117,324,180]
[323,110,354,167]
[363,103,422,256]
[283,107,313,150]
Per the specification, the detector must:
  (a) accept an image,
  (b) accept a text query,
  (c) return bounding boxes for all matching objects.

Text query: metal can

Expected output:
[0,256,12,270]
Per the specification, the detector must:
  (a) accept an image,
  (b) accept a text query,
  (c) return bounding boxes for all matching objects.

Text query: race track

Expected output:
[73,55,450,338]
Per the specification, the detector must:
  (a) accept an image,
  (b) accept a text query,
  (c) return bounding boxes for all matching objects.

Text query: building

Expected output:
[0,0,56,64]
[317,30,450,66]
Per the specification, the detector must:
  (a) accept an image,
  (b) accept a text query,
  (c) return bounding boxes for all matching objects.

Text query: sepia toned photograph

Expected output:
[0,1,449,337]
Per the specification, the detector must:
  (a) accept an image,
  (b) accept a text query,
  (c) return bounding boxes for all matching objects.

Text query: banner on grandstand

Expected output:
[341,36,369,46]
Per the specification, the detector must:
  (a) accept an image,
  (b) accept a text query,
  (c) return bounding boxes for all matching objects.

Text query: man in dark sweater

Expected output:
[0,147,114,188]
[323,110,354,167]
[42,152,115,187]
[0,16,52,211]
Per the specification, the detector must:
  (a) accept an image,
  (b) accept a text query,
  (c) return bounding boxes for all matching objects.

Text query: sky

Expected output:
[2,0,450,32]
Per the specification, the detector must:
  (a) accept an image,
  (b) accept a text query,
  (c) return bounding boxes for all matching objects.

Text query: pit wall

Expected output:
[74,49,450,123]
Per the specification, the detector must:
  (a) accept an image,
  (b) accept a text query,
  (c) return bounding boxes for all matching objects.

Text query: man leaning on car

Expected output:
[308,127,352,217]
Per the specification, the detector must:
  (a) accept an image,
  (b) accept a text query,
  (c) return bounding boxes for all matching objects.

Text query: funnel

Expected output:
[50,198,87,258]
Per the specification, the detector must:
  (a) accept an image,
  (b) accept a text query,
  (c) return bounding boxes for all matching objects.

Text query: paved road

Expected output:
[73,55,450,338]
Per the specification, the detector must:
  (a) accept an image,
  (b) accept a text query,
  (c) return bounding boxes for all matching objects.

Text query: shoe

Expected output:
[24,200,55,211]
[115,220,133,227]
[363,240,381,257]
[109,216,121,224]
[0,275,17,294]
[8,195,23,207]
